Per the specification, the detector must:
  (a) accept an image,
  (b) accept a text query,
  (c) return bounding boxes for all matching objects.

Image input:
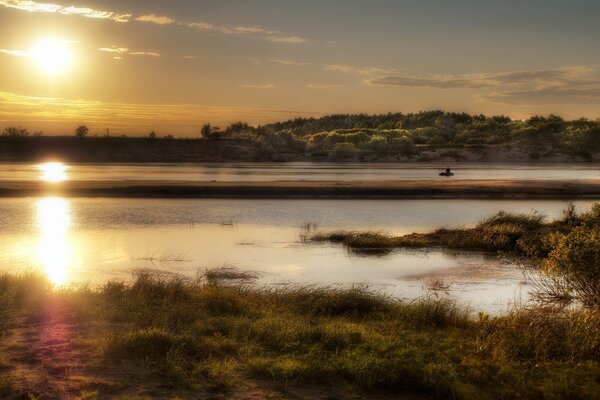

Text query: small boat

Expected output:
[439,171,454,177]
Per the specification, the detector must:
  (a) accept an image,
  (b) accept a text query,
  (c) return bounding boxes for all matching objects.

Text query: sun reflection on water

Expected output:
[38,162,69,183]
[36,197,72,286]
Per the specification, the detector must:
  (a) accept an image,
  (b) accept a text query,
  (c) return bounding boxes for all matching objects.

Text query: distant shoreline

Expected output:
[2,179,600,199]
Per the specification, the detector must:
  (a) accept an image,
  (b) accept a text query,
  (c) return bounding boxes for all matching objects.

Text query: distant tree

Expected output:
[2,126,29,137]
[32,130,43,137]
[75,125,89,137]
[148,131,157,139]
[201,123,221,139]
[201,123,212,138]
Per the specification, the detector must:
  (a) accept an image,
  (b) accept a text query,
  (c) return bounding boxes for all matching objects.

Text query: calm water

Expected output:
[0,197,594,313]
[1,162,599,182]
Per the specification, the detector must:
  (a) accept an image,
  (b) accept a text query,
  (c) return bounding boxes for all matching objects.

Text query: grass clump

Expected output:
[309,204,600,309]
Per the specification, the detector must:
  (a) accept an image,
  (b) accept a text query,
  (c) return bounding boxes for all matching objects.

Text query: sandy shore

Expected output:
[1,179,600,199]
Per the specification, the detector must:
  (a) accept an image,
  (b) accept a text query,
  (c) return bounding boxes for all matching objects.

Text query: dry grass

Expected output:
[0,271,598,399]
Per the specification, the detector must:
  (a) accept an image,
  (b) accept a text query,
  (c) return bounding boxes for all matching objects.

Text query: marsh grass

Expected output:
[203,266,261,283]
[308,211,546,254]
[307,206,600,309]
[1,271,597,399]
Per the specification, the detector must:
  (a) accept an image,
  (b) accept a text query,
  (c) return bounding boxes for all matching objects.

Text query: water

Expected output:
[0,162,599,182]
[0,197,594,313]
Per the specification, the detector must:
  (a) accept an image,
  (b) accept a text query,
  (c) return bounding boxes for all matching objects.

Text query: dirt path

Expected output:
[0,299,426,399]
[1,299,122,399]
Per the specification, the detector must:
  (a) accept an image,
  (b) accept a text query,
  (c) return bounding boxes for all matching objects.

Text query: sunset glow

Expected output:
[0,1,598,135]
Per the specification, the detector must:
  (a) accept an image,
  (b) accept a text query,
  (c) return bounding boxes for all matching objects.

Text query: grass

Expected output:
[307,210,546,253]
[307,205,600,308]
[0,271,598,399]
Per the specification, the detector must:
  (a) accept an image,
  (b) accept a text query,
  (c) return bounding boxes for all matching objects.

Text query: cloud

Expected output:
[135,13,307,44]
[98,47,160,58]
[268,59,310,66]
[129,51,161,57]
[1,1,307,44]
[0,0,131,21]
[135,14,174,25]
[0,91,322,134]
[239,83,275,89]
[0,48,26,57]
[306,83,342,89]
[324,64,396,76]
[266,35,307,44]
[368,67,595,89]
[483,84,600,105]
[367,66,600,105]
[98,47,129,54]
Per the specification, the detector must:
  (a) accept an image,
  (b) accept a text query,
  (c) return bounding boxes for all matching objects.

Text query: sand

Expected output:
[0,179,600,199]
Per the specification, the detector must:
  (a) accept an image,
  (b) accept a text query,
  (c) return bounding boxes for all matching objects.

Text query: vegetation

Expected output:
[75,125,89,137]
[308,203,600,308]
[4,111,600,162]
[0,270,598,399]
[206,111,600,160]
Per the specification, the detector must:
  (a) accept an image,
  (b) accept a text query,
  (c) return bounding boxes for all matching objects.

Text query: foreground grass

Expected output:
[0,272,598,399]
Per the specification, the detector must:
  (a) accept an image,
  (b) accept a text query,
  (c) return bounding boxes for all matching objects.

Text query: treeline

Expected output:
[5,111,600,161]
[206,111,600,160]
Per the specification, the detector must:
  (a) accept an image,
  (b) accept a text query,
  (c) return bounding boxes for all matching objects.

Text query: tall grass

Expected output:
[307,206,600,308]
[0,271,598,399]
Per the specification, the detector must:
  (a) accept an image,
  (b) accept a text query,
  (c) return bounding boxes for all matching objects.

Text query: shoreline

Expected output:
[1,179,600,199]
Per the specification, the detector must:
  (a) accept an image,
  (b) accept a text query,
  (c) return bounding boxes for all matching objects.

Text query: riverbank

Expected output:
[2,179,600,199]
[0,271,598,400]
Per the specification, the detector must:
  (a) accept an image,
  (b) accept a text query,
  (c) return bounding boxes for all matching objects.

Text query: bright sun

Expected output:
[30,38,74,75]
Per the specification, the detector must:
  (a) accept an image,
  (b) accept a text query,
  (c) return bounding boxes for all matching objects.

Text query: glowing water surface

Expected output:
[0,197,594,313]
[1,162,599,182]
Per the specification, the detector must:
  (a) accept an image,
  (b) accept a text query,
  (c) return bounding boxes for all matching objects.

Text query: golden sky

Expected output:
[1,0,600,136]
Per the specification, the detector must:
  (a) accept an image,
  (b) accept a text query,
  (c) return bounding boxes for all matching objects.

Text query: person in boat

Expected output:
[445,166,451,175]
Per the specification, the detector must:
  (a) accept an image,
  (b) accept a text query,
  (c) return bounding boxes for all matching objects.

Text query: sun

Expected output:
[30,38,74,75]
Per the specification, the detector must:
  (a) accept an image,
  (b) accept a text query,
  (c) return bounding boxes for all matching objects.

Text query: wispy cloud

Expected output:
[99,47,160,58]
[1,1,307,44]
[0,91,322,134]
[0,48,26,57]
[306,83,342,89]
[367,67,592,89]
[0,0,131,22]
[129,51,161,57]
[265,35,306,44]
[324,64,396,76]
[268,58,311,66]
[239,83,275,89]
[134,14,174,25]
[136,14,307,44]
[368,66,600,104]
[98,47,129,54]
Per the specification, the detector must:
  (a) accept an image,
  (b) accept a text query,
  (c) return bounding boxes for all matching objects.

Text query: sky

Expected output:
[1,0,600,136]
